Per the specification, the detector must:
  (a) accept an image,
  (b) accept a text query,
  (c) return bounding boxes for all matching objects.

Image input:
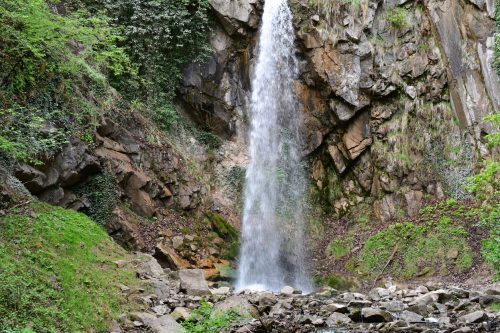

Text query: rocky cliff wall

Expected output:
[179,0,498,223]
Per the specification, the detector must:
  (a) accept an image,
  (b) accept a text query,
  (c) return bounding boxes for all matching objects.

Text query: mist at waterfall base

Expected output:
[236,0,311,293]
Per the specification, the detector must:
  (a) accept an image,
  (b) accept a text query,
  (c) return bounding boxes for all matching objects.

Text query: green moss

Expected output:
[315,274,357,291]
[205,213,239,260]
[326,238,351,259]
[355,214,474,279]
[0,202,139,332]
[488,302,500,312]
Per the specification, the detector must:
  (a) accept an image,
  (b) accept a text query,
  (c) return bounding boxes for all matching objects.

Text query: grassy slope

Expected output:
[0,202,139,333]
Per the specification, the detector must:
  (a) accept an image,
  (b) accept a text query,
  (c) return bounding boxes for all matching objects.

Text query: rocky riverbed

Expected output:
[114,255,499,333]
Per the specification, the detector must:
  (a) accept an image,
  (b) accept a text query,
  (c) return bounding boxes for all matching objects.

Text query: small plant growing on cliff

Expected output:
[386,7,409,29]
[465,114,500,277]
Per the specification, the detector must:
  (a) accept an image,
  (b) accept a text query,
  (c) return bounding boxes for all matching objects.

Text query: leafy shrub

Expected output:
[0,0,132,95]
[196,131,223,149]
[153,104,180,132]
[182,299,243,333]
[99,0,212,102]
[0,104,69,164]
[73,172,119,226]
[386,7,409,29]
[466,114,500,277]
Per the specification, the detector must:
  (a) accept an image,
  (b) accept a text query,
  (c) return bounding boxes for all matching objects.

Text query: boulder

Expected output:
[136,257,165,279]
[170,307,192,321]
[327,312,352,325]
[399,310,424,323]
[458,310,488,323]
[213,295,257,318]
[130,313,182,333]
[179,269,210,296]
[280,286,295,295]
[361,308,393,322]
[211,286,231,295]
[155,243,190,270]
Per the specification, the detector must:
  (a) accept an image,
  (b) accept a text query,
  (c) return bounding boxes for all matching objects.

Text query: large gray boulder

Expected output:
[131,313,182,333]
[179,269,210,296]
[361,308,393,322]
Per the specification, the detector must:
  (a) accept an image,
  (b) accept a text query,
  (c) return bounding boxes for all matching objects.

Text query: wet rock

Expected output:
[280,286,295,295]
[179,269,210,296]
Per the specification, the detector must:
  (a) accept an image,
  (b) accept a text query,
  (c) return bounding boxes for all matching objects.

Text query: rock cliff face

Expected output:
[3,0,497,284]
[179,0,498,222]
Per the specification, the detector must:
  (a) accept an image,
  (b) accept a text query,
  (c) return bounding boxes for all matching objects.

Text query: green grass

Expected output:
[0,202,139,332]
[488,302,500,312]
[355,203,474,279]
[326,238,351,259]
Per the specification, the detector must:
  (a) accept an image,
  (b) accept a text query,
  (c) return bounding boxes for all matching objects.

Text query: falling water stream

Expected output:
[236,0,310,293]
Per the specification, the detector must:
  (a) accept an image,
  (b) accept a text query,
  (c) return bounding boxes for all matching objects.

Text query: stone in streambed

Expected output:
[130,313,182,333]
[327,312,352,325]
[458,310,488,323]
[361,308,393,322]
[280,286,295,295]
[179,269,210,296]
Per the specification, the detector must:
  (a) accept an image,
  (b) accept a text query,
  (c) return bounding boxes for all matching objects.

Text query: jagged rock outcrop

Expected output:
[179,0,498,223]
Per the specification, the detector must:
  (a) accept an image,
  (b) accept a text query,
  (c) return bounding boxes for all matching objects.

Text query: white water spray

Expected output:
[236,0,310,293]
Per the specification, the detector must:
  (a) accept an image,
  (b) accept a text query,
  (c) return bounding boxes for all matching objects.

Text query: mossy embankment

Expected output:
[0,202,141,332]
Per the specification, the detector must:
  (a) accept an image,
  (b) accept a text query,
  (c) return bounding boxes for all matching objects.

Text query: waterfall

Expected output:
[236,0,310,293]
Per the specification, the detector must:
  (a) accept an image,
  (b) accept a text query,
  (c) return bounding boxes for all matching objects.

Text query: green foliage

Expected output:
[0,202,138,332]
[314,274,357,290]
[386,7,409,29]
[326,238,351,259]
[226,166,246,191]
[73,172,119,226]
[100,0,211,101]
[182,299,243,333]
[0,0,134,164]
[356,211,474,279]
[205,213,239,260]
[465,114,500,277]
[153,104,180,132]
[0,0,132,94]
[0,103,68,164]
[196,131,223,150]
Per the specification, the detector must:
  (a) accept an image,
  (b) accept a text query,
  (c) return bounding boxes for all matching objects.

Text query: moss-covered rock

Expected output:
[205,212,239,260]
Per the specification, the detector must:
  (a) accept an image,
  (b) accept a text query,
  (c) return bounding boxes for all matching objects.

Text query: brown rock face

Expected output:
[342,112,372,160]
